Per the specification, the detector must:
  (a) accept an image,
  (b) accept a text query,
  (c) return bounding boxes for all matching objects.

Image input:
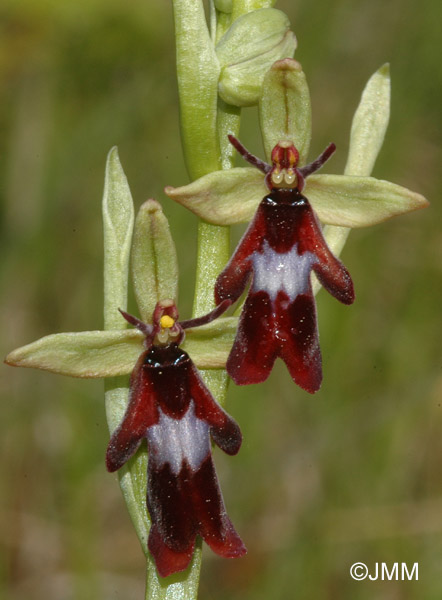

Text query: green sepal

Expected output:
[5,330,144,377]
[216,8,296,107]
[259,59,311,163]
[165,168,265,225]
[132,199,179,323]
[182,316,237,367]
[305,174,429,228]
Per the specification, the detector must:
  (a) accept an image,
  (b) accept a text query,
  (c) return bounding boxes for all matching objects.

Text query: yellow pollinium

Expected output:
[160,315,175,329]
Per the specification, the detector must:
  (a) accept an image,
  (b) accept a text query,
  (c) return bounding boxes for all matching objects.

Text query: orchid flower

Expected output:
[214,136,354,392]
[106,299,245,577]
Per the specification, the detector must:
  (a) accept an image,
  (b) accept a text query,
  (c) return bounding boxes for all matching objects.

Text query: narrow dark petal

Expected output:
[118,309,154,338]
[180,299,232,330]
[226,290,278,385]
[298,142,336,178]
[106,352,159,472]
[228,135,271,174]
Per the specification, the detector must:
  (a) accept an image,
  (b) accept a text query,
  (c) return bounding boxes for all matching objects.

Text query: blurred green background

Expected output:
[1,0,441,598]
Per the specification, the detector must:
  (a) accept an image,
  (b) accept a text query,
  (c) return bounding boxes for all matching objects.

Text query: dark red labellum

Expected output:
[215,138,355,393]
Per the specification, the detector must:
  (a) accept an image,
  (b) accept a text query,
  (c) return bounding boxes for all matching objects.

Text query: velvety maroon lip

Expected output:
[215,137,354,393]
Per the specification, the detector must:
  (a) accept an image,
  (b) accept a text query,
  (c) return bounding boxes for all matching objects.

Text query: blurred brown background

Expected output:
[1,0,441,598]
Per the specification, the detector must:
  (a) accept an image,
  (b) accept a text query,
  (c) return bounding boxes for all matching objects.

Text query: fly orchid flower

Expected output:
[106,299,246,578]
[214,136,354,393]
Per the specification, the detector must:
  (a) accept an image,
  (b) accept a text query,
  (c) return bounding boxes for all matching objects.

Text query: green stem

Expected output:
[172,0,220,179]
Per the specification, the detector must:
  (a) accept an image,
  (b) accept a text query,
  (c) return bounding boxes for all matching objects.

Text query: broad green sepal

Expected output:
[345,63,391,177]
[165,168,265,225]
[182,316,237,367]
[132,199,179,323]
[306,174,429,228]
[259,59,311,163]
[216,9,296,106]
[102,147,135,330]
[5,330,144,378]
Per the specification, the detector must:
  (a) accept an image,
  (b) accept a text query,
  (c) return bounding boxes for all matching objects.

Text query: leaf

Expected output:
[132,199,179,323]
[259,58,311,163]
[165,167,265,225]
[306,174,429,228]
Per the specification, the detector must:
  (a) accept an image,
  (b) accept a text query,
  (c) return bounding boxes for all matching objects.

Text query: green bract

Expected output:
[102,147,134,330]
[345,63,391,177]
[216,8,296,106]
[320,63,392,268]
[101,147,151,563]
